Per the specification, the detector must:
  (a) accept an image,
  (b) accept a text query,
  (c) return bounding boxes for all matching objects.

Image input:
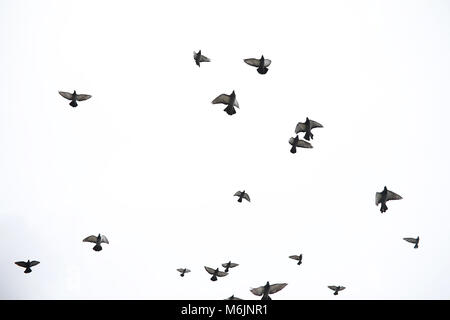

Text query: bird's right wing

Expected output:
[338,286,346,291]
[243,193,250,202]
[30,261,40,267]
[15,261,27,268]
[217,270,228,277]
[309,120,324,129]
[184,269,191,273]
[289,137,295,146]
[229,263,239,268]
[193,51,198,59]
[269,283,288,294]
[328,286,337,291]
[295,122,306,134]
[100,235,109,244]
[59,91,73,100]
[296,140,313,148]
[264,59,272,67]
[234,191,242,197]
[244,58,260,67]
[386,190,402,201]
[212,94,230,105]
[403,238,417,243]
[199,55,211,62]
[289,255,300,260]
[83,235,97,243]
[177,268,184,273]
[204,266,216,275]
[250,286,265,296]
[76,94,92,101]
[375,192,382,206]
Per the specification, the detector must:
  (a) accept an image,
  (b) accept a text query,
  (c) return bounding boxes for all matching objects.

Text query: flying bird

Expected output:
[177,268,191,277]
[403,237,420,249]
[289,135,313,154]
[244,55,271,74]
[250,281,288,300]
[59,90,92,107]
[289,254,303,265]
[15,260,40,274]
[375,186,403,213]
[295,118,323,141]
[234,190,250,203]
[212,90,239,116]
[225,295,243,300]
[328,285,346,295]
[193,50,211,67]
[83,234,109,251]
[222,261,239,272]
[204,266,228,281]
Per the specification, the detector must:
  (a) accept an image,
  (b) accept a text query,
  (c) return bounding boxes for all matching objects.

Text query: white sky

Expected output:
[1,0,450,299]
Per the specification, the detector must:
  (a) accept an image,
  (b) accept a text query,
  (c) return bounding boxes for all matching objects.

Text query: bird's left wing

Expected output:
[264,59,272,67]
[250,286,265,296]
[386,190,402,201]
[212,94,230,105]
[403,238,417,243]
[101,235,109,244]
[295,122,306,133]
[229,263,239,268]
[30,261,40,267]
[15,261,27,268]
[59,91,73,100]
[296,140,313,148]
[199,55,211,62]
[76,94,92,101]
[269,283,288,294]
[289,255,300,260]
[243,193,250,202]
[309,120,323,129]
[244,58,260,67]
[204,266,216,275]
[83,235,97,243]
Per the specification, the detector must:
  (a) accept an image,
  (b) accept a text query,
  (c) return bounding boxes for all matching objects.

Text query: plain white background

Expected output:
[1,0,450,299]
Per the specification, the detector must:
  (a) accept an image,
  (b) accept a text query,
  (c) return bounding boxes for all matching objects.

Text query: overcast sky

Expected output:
[1,0,450,299]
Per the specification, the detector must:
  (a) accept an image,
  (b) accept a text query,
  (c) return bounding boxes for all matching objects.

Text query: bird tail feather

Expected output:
[93,244,102,251]
[70,100,78,107]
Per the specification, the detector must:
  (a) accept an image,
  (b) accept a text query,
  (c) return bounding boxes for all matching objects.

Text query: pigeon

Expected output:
[225,295,243,300]
[59,90,92,107]
[204,266,228,281]
[222,261,239,272]
[193,50,211,67]
[289,254,303,265]
[295,118,323,141]
[328,286,346,295]
[289,135,313,154]
[212,91,239,116]
[177,268,191,277]
[234,190,250,203]
[403,237,419,249]
[244,55,271,74]
[250,281,288,300]
[375,186,403,213]
[15,260,40,274]
[83,234,109,251]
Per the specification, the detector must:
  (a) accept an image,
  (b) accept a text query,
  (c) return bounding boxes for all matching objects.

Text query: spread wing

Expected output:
[226,295,243,300]
[76,94,92,101]
[100,235,109,244]
[328,286,338,291]
[375,192,382,206]
[296,140,313,148]
[242,193,250,202]
[184,269,191,273]
[269,283,288,294]
[177,268,184,273]
[338,286,346,291]
[264,59,271,67]
[250,286,265,296]
[199,55,210,62]
[204,266,216,275]
[233,98,239,108]
[228,263,239,268]
[244,58,260,67]
[217,270,228,277]
[309,120,323,129]
[193,51,198,59]
[403,238,417,244]
[15,261,27,268]
[386,190,402,201]
[289,255,300,260]
[30,261,40,267]
[295,122,306,133]
[83,235,97,243]
[234,191,242,197]
[59,91,73,100]
[212,94,230,105]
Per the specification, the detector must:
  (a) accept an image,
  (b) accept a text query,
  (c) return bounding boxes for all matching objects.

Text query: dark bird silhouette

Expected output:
[234,190,250,203]
[244,55,271,74]
[403,237,420,249]
[83,234,109,251]
[289,254,303,265]
[59,90,92,107]
[225,295,243,300]
[177,268,191,277]
[295,118,323,141]
[212,90,239,115]
[375,186,403,213]
[204,266,228,281]
[250,281,288,300]
[222,261,239,272]
[193,50,211,67]
[15,260,40,273]
[328,285,346,295]
[289,135,313,154]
